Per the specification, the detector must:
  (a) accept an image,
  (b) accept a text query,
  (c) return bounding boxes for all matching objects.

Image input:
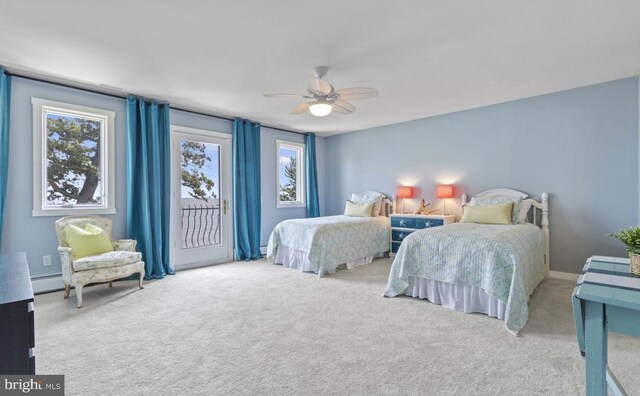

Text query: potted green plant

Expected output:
[610,227,640,276]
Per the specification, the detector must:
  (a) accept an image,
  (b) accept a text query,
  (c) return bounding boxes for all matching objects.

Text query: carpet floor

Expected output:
[34,258,640,395]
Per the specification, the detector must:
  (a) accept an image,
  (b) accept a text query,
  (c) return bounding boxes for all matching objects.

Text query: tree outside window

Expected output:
[45,113,103,205]
[32,98,115,216]
[277,140,305,208]
[180,140,218,202]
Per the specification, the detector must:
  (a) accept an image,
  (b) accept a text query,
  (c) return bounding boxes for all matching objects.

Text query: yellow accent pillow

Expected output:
[65,223,114,259]
[344,200,374,217]
[460,202,514,225]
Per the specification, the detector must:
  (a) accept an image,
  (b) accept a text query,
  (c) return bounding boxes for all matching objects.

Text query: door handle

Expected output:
[223,199,228,215]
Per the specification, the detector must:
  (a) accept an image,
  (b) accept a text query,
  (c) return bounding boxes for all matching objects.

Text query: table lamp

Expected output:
[436,185,454,215]
[396,186,414,214]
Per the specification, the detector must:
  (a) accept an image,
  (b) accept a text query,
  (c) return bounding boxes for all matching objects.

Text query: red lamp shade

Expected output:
[396,186,414,199]
[436,185,454,199]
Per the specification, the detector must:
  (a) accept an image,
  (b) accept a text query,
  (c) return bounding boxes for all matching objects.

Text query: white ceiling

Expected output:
[0,1,639,136]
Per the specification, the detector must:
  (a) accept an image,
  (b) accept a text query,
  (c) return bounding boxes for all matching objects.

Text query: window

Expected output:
[32,98,115,216]
[276,140,305,208]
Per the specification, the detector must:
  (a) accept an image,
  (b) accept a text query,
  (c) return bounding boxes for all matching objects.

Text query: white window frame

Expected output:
[276,139,305,208]
[32,98,116,216]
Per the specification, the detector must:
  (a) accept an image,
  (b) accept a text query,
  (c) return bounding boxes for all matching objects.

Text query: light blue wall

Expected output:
[324,77,640,274]
[4,79,128,279]
[2,77,324,279]
[258,129,326,246]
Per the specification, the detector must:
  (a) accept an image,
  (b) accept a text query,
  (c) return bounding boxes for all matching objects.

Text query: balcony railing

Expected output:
[181,204,221,248]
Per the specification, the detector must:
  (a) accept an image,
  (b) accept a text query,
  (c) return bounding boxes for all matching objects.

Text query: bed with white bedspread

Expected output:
[267,192,391,276]
[383,189,549,335]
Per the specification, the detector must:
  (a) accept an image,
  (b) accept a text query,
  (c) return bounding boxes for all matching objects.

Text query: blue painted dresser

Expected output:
[572,255,640,396]
[389,214,455,255]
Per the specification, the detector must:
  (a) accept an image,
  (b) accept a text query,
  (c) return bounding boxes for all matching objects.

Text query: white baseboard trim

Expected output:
[548,270,579,281]
[31,275,64,294]
[260,245,267,256]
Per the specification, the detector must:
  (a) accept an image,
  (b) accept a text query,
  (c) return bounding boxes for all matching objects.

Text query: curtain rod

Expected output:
[5,70,308,137]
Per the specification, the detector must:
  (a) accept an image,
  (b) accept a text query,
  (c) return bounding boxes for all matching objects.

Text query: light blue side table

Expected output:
[572,255,640,396]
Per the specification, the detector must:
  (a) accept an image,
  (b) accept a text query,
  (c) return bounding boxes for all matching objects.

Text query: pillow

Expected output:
[349,192,383,216]
[517,199,534,223]
[344,200,374,217]
[468,196,523,224]
[460,203,514,225]
[65,223,114,259]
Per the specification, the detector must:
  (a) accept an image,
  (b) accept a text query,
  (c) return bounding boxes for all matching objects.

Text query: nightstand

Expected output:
[390,214,455,255]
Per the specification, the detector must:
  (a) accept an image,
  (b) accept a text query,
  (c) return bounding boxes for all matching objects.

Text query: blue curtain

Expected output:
[126,96,175,279]
[232,118,262,260]
[305,133,320,218]
[0,68,10,250]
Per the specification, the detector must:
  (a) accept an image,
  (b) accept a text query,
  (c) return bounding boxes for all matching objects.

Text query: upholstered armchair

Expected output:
[55,215,145,308]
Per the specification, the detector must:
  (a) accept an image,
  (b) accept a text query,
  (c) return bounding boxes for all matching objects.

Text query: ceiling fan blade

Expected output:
[333,87,378,101]
[264,93,308,98]
[331,100,356,114]
[307,77,334,96]
[291,102,311,115]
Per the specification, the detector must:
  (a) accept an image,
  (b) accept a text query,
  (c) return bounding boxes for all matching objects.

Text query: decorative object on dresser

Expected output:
[610,226,640,276]
[0,252,35,374]
[436,184,454,215]
[413,198,441,215]
[55,215,145,308]
[395,186,415,214]
[389,213,455,255]
[572,256,640,395]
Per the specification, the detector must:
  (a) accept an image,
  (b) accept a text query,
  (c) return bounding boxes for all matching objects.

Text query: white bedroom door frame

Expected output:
[170,125,233,270]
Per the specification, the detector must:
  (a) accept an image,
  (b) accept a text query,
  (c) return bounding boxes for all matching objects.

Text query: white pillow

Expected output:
[344,200,374,217]
[349,192,383,217]
[517,199,534,224]
[468,196,523,224]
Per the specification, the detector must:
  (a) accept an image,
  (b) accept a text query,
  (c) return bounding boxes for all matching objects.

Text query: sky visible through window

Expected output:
[181,141,220,200]
[48,113,97,149]
[279,147,296,183]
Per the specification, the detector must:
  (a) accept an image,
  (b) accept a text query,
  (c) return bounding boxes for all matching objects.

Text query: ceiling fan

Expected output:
[264,66,378,117]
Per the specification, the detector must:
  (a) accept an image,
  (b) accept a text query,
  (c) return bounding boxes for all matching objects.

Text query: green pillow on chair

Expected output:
[65,223,114,259]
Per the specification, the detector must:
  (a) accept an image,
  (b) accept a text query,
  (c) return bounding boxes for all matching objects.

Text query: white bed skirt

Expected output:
[274,245,382,273]
[406,277,506,319]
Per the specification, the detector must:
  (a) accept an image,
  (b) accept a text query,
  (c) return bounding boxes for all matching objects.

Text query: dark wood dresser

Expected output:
[0,252,35,374]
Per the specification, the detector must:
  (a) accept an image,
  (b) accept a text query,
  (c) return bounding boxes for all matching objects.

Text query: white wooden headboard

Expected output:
[461,188,550,276]
[381,197,393,217]
[356,191,394,217]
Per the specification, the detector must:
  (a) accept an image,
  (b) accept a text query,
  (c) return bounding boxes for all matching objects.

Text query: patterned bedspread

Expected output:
[384,223,545,335]
[267,215,390,275]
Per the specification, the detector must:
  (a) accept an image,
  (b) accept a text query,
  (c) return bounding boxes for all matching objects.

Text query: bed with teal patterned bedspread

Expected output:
[267,215,390,276]
[384,223,545,335]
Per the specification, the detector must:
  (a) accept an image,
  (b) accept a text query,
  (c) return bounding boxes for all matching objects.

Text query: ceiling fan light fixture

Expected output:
[265,67,376,117]
[309,102,332,117]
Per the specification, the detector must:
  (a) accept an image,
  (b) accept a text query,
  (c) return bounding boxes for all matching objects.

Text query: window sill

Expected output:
[276,203,306,209]
[32,207,116,217]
